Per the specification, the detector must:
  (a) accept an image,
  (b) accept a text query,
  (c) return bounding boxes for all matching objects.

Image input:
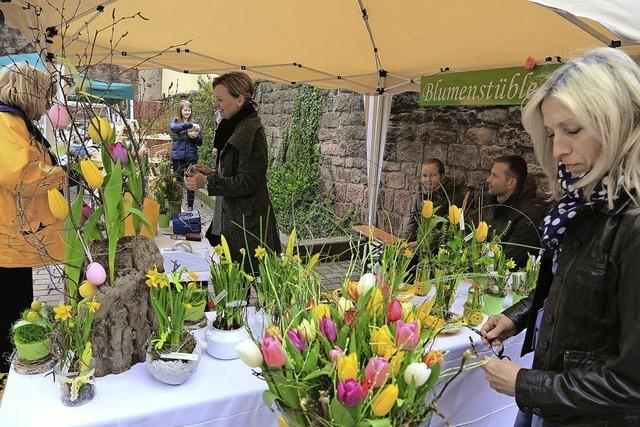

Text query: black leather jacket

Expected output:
[503,200,640,426]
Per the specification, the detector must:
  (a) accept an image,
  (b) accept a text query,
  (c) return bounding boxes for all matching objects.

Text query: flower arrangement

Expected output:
[237,242,476,426]
[254,229,322,320]
[150,156,183,216]
[50,298,100,405]
[513,253,541,297]
[209,235,251,330]
[485,243,516,298]
[145,267,197,352]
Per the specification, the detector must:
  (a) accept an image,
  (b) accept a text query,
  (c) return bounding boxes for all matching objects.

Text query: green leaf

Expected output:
[82,206,105,242]
[64,191,85,303]
[424,362,441,391]
[302,342,319,373]
[262,389,280,410]
[358,419,392,427]
[330,396,354,426]
[104,162,123,284]
[101,142,112,175]
[284,336,304,368]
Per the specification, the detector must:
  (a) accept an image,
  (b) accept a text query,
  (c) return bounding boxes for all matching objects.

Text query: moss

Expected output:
[12,323,48,345]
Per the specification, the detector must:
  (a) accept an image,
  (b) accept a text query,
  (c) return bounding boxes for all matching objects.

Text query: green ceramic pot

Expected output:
[184,299,206,322]
[15,337,51,361]
[158,213,170,228]
[483,294,505,316]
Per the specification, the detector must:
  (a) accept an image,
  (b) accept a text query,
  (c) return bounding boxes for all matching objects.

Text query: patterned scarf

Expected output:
[540,162,613,268]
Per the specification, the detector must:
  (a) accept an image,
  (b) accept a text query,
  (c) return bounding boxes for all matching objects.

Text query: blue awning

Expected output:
[87,80,134,101]
[0,53,46,71]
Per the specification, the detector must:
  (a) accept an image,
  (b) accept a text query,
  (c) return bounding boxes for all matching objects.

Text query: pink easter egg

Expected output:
[47,104,71,129]
[86,262,107,286]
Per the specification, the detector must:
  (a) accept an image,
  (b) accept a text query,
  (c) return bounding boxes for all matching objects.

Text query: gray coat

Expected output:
[207,112,281,273]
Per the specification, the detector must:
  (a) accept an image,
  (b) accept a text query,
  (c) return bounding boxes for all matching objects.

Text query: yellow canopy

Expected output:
[2,0,639,94]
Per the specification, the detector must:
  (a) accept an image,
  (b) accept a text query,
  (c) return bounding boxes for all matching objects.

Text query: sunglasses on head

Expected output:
[467,326,511,361]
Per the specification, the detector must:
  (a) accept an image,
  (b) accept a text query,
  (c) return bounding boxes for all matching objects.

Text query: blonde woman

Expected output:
[185,72,280,273]
[0,62,66,370]
[169,99,202,211]
[481,48,640,427]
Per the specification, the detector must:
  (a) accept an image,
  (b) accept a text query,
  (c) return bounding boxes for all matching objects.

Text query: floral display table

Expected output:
[1,285,530,427]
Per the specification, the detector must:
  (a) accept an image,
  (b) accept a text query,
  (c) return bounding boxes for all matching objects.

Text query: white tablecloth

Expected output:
[0,283,530,427]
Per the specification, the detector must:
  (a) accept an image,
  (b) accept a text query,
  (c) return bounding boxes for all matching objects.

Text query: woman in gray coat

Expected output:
[186,72,280,273]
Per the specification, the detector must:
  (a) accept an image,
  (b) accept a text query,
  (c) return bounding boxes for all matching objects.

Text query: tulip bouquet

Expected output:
[209,236,251,330]
[237,242,470,427]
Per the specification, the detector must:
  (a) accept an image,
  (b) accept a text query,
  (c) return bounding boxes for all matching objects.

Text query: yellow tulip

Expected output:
[79,280,96,299]
[367,288,384,316]
[47,189,68,220]
[421,200,434,219]
[448,204,461,225]
[337,352,358,381]
[372,384,399,417]
[87,116,112,142]
[475,221,488,243]
[390,351,405,376]
[371,325,396,360]
[314,303,331,320]
[80,160,104,189]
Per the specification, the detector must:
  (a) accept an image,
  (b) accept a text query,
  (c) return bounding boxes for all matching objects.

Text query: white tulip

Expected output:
[403,362,431,387]
[337,297,354,315]
[299,319,316,343]
[235,339,264,368]
[357,273,377,296]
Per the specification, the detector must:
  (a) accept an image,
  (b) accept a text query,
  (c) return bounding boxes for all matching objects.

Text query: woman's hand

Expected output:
[192,163,215,176]
[185,172,207,191]
[480,314,517,346]
[482,358,521,396]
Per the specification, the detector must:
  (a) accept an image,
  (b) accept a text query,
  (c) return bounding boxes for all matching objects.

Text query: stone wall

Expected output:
[256,82,543,235]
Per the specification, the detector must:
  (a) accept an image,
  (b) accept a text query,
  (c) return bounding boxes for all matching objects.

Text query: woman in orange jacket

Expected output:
[0,62,66,371]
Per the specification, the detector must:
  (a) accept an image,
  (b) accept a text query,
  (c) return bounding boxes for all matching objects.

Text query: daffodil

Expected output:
[506,259,516,270]
[88,300,101,313]
[188,272,200,282]
[255,246,267,260]
[404,248,414,259]
[214,245,224,256]
[491,244,501,254]
[54,304,72,321]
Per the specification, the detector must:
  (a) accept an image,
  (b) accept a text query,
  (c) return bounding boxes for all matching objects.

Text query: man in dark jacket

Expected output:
[482,155,544,268]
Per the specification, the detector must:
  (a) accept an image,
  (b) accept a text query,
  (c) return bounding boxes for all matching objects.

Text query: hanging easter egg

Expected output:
[87,116,112,142]
[47,104,71,129]
[85,262,107,286]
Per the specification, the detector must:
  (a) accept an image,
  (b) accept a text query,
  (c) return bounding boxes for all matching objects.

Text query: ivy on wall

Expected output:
[267,84,357,238]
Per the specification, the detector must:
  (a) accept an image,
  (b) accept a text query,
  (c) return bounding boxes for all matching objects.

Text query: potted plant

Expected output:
[51,298,100,406]
[145,266,200,385]
[184,282,208,324]
[413,200,446,296]
[512,253,541,304]
[151,156,183,226]
[205,235,251,359]
[11,300,53,373]
[482,243,515,315]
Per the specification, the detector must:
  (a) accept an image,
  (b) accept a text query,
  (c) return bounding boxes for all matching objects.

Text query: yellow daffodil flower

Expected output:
[54,304,72,321]
[506,259,516,270]
[88,300,101,313]
[255,246,267,260]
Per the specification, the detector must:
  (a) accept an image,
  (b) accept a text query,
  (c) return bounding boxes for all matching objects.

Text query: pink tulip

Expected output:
[364,356,389,388]
[396,320,420,350]
[261,335,287,367]
[319,316,337,342]
[287,328,307,353]
[108,142,129,164]
[81,202,93,225]
[337,379,365,408]
[329,346,344,362]
[387,299,402,323]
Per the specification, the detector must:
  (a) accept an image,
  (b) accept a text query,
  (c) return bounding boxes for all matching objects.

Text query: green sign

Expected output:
[419,64,561,107]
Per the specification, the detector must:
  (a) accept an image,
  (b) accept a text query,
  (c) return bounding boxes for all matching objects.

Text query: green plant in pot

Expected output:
[184,282,208,323]
[145,266,200,385]
[482,243,514,315]
[11,300,53,367]
[205,235,251,359]
[512,253,541,303]
[151,156,183,222]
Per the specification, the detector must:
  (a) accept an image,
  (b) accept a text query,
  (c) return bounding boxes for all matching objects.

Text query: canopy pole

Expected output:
[364,92,393,226]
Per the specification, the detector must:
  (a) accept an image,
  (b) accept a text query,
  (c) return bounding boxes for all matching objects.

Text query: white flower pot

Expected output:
[146,340,201,385]
[205,325,250,360]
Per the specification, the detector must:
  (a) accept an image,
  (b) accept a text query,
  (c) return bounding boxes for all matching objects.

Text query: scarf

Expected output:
[540,162,613,268]
[0,103,58,166]
[212,102,256,166]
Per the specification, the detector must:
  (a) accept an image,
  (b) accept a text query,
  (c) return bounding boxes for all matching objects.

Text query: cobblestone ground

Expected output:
[33,190,357,301]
